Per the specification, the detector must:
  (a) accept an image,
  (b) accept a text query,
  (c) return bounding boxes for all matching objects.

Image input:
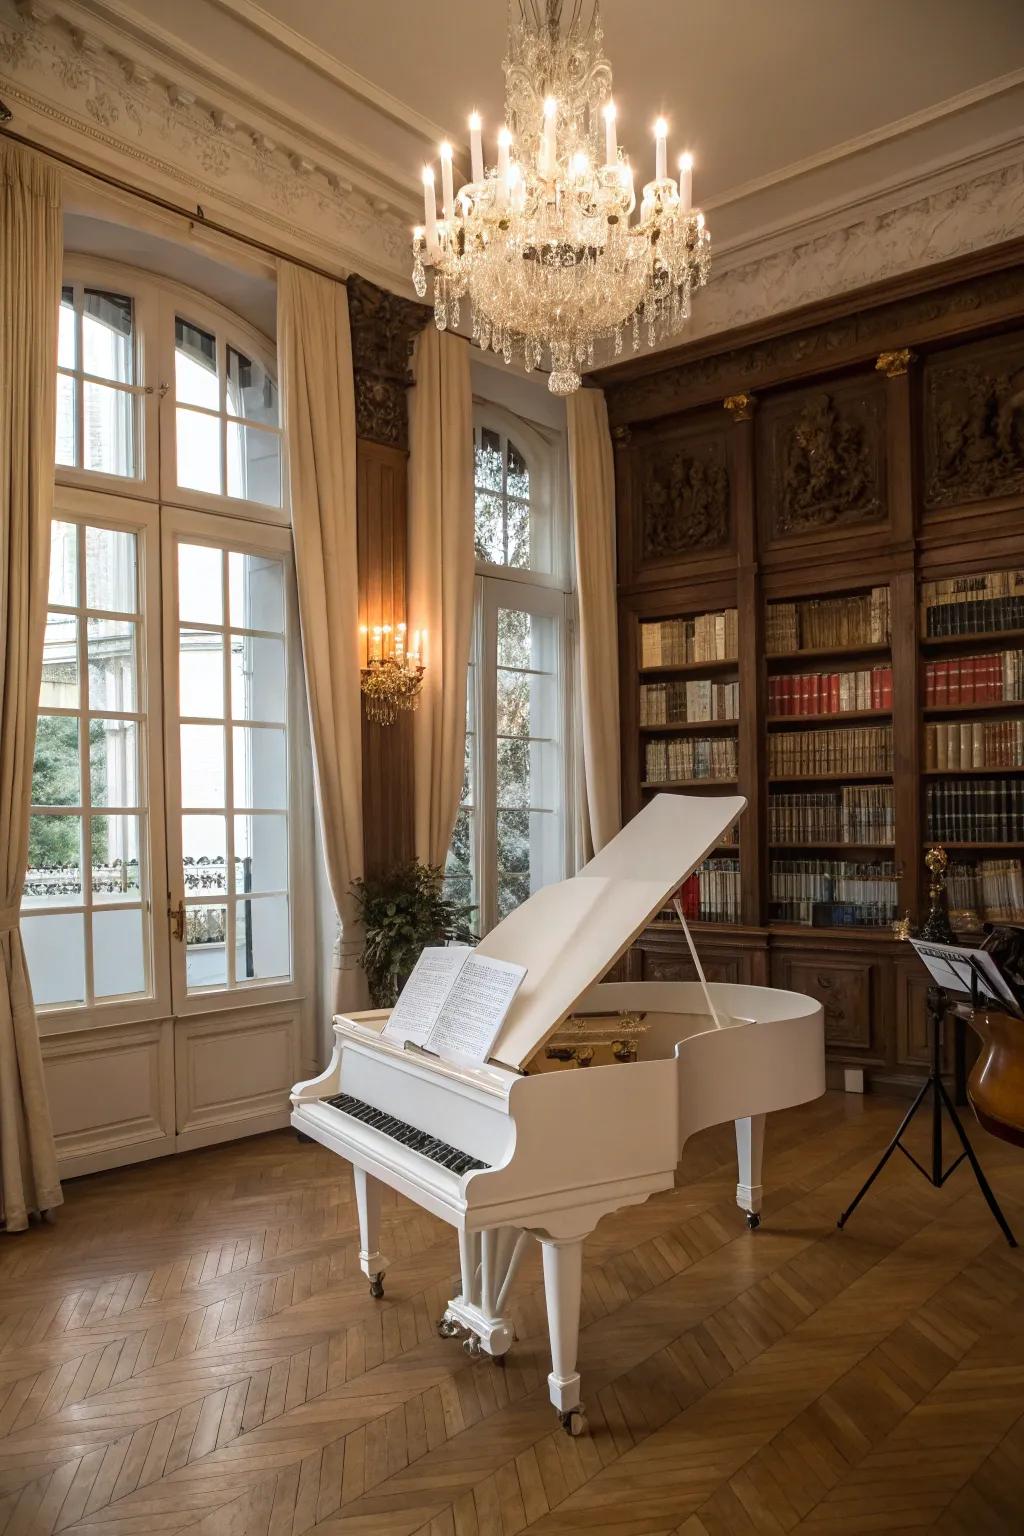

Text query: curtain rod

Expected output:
[0,124,348,287]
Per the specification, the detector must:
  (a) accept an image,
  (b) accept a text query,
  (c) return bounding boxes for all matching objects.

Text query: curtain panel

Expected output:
[0,141,64,1230]
[278,262,367,1014]
[407,328,475,869]
[567,387,621,858]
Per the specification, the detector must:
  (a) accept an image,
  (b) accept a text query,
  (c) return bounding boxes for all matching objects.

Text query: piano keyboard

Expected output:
[325,1093,490,1175]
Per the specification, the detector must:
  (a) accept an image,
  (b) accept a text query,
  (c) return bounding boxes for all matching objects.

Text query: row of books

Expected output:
[921,569,1024,638]
[924,719,1024,771]
[768,859,899,928]
[768,725,893,778]
[645,736,738,784]
[923,651,1024,705]
[768,786,895,846]
[948,859,1024,924]
[639,679,739,725]
[766,587,891,655]
[671,859,741,924]
[640,609,738,667]
[925,780,1024,843]
[768,666,892,717]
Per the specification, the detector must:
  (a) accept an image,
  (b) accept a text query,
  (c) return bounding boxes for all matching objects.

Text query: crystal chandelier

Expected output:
[412,0,710,394]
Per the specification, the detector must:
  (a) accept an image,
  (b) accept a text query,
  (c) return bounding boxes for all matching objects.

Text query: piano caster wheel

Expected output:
[559,1408,587,1437]
[462,1336,482,1357]
[368,1274,385,1299]
[437,1316,461,1339]
[745,1211,761,1231]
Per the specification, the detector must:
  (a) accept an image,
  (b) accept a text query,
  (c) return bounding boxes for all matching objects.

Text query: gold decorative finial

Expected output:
[724,392,756,421]
[892,912,914,942]
[876,348,915,379]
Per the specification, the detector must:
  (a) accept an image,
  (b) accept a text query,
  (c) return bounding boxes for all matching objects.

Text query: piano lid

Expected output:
[483,791,745,1070]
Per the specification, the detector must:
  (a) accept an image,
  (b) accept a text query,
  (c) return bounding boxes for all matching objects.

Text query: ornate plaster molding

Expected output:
[0,0,416,282]
[348,274,429,449]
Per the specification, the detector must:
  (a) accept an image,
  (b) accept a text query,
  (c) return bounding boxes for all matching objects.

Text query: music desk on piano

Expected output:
[292,794,825,1435]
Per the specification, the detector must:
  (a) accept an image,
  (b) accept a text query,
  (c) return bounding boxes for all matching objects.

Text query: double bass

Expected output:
[965,925,1024,1148]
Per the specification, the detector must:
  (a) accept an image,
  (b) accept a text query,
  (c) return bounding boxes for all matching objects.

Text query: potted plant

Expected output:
[351,861,476,1008]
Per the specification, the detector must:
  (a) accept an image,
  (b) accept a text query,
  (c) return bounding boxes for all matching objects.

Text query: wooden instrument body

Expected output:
[967,1010,1024,1149]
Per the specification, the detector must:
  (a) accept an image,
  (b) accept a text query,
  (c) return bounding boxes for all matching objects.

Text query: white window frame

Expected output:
[458,401,574,935]
[34,257,311,1039]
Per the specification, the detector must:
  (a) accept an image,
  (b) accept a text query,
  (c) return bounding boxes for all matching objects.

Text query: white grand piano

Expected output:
[292,793,825,1434]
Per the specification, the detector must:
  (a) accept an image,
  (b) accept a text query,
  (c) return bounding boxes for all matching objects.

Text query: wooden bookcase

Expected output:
[596,240,1024,1092]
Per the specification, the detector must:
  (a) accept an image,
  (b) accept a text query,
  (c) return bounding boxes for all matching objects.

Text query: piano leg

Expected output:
[735,1114,766,1229]
[354,1167,388,1297]
[441,1228,520,1357]
[540,1237,587,1434]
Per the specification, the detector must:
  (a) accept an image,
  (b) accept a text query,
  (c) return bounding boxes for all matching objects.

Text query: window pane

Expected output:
[40,613,78,708]
[186,904,227,989]
[447,806,474,881]
[180,630,225,719]
[83,290,132,383]
[497,607,531,669]
[58,287,76,369]
[227,420,282,507]
[183,814,228,896]
[56,373,77,466]
[497,874,531,920]
[234,813,287,893]
[229,552,284,632]
[91,814,141,902]
[230,633,285,722]
[48,521,77,607]
[93,907,145,998]
[232,726,286,809]
[22,913,85,1006]
[506,438,529,499]
[227,346,278,425]
[497,807,530,873]
[175,318,218,408]
[178,544,224,625]
[506,498,530,568]
[24,814,82,906]
[474,490,504,564]
[181,724,225,807]
[88,618,137,712]
[89,719,139,807]
[32,717,80,806]
[476,428,502,491]
[83,382,134,478]
[86,526,137,613]
[177,407,222,495]
[497,736,531,808]
[236,895,289,980]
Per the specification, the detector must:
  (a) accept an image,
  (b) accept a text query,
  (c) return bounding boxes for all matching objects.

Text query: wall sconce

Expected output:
[360,623,425,726]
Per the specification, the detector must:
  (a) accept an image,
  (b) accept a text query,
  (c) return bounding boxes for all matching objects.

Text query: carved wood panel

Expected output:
[637,939,748,986]
[621,412,733,581]
[923,329,1024,509]
[781,955,874,1053]
[756,373,887,546]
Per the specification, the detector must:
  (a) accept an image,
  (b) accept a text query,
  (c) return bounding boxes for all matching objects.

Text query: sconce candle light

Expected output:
[360,622,426,726]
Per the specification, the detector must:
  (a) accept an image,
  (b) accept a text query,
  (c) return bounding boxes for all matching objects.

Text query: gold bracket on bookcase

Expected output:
[723,392,756,421]
[875,348,916,378]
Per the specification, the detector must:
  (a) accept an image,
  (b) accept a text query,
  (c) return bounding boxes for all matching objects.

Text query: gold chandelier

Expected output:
[412,0,710,394]
[360,624,425,726]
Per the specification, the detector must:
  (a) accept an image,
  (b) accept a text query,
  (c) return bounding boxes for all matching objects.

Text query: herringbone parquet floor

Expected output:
[1,1091,1023,1536]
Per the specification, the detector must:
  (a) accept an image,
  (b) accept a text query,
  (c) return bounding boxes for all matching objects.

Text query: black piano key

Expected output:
[324,1093,490,1174]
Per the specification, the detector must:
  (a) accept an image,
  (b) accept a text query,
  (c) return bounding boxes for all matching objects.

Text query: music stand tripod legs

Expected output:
[837,983,1017,1248]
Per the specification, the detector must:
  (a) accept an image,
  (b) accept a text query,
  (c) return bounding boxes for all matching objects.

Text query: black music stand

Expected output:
[837,939,1020,1247]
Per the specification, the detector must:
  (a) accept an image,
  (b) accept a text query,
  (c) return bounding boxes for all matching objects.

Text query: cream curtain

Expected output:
[277,262,367,1013]
[407,328,475,868]
[567,387,621,858]
[0,142,64,1231]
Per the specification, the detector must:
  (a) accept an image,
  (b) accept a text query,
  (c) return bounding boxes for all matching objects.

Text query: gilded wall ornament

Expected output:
[924,334,1024,507]
[757,383,884,539]
[641,435,730,559]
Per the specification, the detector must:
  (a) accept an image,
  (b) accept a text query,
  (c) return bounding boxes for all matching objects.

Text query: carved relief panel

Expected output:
[779,955,876,1055]
[923,330,1024,509]
[756,373,887,546]
[622,412,733,580]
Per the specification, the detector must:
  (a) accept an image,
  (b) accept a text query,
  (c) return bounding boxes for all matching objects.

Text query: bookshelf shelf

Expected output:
[639,719,739,735]
[641,778,739,790]
[766,643,891,665]
[767,709,891,726]
[639,657,739,677]
[924,765,1024,776]
[769,841,895,851]
[767,921,899,939]
[923,699,1024,716]
[768,771,894,784]
[920,627,1024,650]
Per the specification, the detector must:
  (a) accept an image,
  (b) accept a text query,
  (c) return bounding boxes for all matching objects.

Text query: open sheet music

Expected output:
[382,946,527,1064]
[910,938,1024,1018]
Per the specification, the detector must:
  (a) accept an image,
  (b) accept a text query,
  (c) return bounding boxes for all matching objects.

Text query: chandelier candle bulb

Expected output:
[603,99,617,164]
[654,117,668,183]
[678,152,693,213]
[469,111,483,182]
[421,166,437,253]
[439,142,455,225]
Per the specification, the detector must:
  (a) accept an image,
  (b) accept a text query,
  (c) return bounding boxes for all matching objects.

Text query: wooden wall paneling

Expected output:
[727,396,764,925]
[174,1002,302,1151]
[41,1019,175,1178]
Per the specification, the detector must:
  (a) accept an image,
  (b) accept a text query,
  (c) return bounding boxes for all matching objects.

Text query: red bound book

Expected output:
[809,674,820,715]
[779,675,790,715]
[830,673,840,714]
[935,660,949,706]
[924,660,935,706]
[768,678,777,715]
[948,657,961,706]
[800,674,811,715]
[882,666,893,709]
[991,653,1002,701]
[871,668,880,709]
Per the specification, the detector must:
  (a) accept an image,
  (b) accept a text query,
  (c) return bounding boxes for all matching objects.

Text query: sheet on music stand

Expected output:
[910,938,1024,1017]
